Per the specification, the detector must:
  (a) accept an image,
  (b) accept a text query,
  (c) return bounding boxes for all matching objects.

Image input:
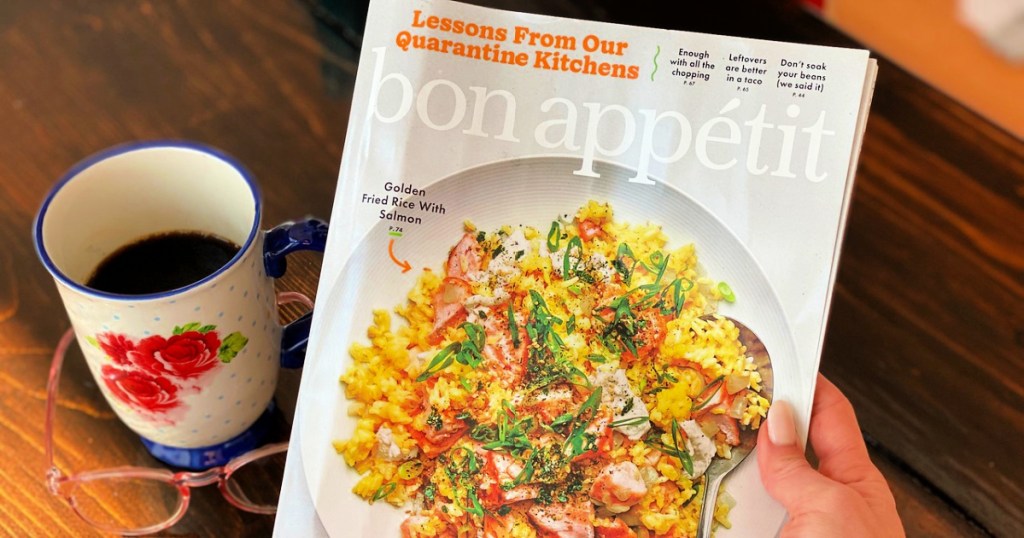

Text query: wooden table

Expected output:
[0,1,1019,536]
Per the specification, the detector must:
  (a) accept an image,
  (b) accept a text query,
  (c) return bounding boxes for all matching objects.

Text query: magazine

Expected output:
[276,0,877,536]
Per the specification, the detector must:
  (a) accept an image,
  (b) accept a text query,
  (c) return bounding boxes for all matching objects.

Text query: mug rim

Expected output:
[33,140,263,302]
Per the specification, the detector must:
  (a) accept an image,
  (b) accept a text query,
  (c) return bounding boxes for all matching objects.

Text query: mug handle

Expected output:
[263,218,328,368]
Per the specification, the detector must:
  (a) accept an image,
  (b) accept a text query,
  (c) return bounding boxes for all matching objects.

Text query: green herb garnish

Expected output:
[609,415,650,428]
[480,401,535,457]
[426,408,443,430]
[613,243,638,285]
[546,221,561,251]
[718,281,736,303]
[507,303,521,348]
[671,419,695,476]
[371,482,397,503]
[562,387,603,458]
[691,376,725,412]
[563,236,584,278]
[416,322,487,382]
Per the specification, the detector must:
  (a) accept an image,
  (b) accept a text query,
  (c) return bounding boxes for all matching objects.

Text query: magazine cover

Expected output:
[279,0,877,536]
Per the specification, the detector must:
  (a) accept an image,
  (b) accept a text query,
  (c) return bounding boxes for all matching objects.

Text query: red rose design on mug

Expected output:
[91,323,248,419]
[97,333,135,366]
[101,365,179,413]
[132,331,222,379]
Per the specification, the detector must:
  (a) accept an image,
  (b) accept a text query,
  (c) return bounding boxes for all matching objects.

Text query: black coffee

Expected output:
[86,231,240,295]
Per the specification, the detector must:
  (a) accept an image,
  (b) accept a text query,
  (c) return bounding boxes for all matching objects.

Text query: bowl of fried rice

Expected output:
[300,156,800,537]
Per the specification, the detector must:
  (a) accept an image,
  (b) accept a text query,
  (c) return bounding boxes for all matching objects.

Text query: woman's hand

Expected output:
[757,374,904,537]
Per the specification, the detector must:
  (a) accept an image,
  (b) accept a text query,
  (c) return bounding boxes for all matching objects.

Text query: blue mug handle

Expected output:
[263,217,328,369]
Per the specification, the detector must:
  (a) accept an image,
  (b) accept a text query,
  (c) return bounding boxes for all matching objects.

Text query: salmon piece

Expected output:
[481,312,530,385]
[427,233,481,345]
[411,406,469,458]
[527,497,595,538]
[578,218,604,242]
[594,518,637,538]
[447,233,482,279]
[691,377,731,417]
[482,343,527,386]
[478,451,540,507]
[700,413,741,446]
[428,277,472,345]
[589,461,648,514]
[521,384,575,423]
[401,515,430,538]
[412,428,466,458]
[618,310,667,364]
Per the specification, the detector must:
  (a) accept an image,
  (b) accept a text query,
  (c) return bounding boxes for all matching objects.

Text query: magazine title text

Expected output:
[368,11,837,185]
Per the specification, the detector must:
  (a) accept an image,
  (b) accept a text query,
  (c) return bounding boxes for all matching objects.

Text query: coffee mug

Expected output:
[33,141,327,469]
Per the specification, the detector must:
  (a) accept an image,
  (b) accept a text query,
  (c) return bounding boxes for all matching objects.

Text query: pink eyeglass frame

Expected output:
[44,291,312,535]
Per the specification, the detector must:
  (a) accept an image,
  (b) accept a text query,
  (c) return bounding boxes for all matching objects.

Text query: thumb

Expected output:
[757,401,834,511]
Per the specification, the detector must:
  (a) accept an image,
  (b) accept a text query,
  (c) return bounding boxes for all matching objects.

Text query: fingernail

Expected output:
[767,400,797,446]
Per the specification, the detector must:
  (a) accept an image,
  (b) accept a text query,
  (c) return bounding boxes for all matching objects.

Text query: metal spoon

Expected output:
[696,316,774,538]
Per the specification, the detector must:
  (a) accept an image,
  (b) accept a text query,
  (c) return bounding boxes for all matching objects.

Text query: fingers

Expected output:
[759,379,904,537]
[808,374,880,485]
[758,400,836,513]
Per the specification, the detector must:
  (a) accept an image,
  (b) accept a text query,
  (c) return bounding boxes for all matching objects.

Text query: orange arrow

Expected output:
[388,239,412,273]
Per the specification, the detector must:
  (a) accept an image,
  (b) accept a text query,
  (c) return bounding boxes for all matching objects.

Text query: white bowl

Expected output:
[300,156,798,536]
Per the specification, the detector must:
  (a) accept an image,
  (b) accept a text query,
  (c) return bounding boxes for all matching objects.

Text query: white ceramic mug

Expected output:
[34,141,327,469]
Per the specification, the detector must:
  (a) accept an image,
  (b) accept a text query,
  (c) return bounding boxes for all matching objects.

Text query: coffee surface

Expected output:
[86,231,240,295]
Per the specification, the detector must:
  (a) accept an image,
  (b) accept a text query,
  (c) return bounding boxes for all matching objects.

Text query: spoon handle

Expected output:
[696,471,727,538]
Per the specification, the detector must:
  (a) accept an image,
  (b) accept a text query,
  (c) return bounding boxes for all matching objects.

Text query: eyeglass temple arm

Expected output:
[45,328,76,477]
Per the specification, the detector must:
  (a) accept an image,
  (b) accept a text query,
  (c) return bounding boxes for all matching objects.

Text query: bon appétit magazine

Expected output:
[275,0,877,536]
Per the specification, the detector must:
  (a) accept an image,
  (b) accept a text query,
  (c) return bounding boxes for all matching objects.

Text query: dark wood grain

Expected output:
[0,1,350,536]
[873,445,990,538]
[1,0,1020,537]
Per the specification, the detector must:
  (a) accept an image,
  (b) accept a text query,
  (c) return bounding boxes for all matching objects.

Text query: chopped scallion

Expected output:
[609,415,650,428]
[718,281,736,303]
[371,482,397,503]
[546,221,561,251]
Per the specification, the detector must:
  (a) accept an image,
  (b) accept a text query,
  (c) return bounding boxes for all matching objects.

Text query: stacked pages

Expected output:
[277,0,877,536]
